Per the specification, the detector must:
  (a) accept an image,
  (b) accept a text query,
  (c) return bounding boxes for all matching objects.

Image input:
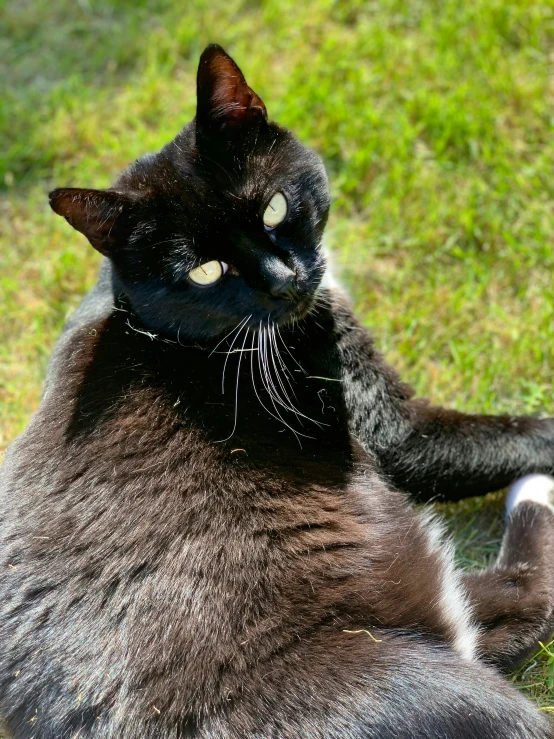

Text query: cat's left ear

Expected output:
[196,44,267,138]
[49,188,138,256]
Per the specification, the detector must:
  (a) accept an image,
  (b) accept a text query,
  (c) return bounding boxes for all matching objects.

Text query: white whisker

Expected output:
[271,324,302,401]
[220,316,251,394]
[268,322,325,429]
[270,323,296,393]
[260,323,290,413]
[275,324,308,375]
[267,322,303,425]
[258,323,292,421]
[256,322,317,440]
[209,315,251,358]
[250,326,308,445]
[215,328,250,443]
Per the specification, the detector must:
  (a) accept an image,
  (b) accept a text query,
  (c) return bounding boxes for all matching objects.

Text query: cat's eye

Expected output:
[188,261,228,286]
[263,192,287,229]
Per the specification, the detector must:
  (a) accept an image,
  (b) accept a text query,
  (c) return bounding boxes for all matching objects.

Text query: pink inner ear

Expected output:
[210,56,266,123]
[197,45,267,129]
[49,188,130,256]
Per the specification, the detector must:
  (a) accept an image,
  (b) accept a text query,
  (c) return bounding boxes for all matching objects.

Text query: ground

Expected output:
[1,0,553,712]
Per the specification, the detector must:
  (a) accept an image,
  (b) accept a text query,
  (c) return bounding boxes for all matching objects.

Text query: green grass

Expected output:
[1,0,553,712]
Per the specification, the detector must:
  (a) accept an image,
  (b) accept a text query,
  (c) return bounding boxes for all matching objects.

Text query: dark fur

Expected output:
[1,45,553,738]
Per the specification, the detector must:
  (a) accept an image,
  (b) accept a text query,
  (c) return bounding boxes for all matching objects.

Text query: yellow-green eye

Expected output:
[263,192,287,228]
[188,260,228,286]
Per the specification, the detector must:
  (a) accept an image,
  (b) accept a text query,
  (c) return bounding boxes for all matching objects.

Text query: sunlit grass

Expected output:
[511,640,554,712]
[1,0,553,709]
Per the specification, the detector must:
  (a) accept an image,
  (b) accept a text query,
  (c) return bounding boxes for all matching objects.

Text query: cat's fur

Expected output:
[1,45,554,738]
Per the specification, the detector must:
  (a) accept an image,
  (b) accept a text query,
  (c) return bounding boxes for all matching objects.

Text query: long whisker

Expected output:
[267,322,325,429]
[269,322,299,405]
[257,323,318,439]
[266,322,303,425]
[220,317,251,394]
[251,326,309,445]
[209,315,251,358]
[215,328,250,443]
[257,323,293,422]
[270,323,296,394]
[249,332,284,428]
[250,327,283,423]
[259,323,290,413]
[275,324,308,375]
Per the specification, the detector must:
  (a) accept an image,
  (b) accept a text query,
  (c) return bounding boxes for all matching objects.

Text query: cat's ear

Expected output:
[49,188,137,256]
[196,44,267,137]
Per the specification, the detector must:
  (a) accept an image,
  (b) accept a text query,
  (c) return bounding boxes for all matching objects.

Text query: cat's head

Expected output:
[49,45,331,342]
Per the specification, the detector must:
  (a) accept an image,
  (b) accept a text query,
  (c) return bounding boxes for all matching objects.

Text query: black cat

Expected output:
[1,45,553,738]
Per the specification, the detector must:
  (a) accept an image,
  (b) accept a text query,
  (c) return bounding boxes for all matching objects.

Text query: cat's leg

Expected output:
[325,289,554,503]
[379,401,554,503]
[462,475,554,670]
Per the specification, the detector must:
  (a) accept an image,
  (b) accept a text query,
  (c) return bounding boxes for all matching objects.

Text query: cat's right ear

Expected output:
[49,188,137,256]
[195,44,267,140]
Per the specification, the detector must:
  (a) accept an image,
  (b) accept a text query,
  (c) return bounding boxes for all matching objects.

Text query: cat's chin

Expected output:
[251,292,316,329]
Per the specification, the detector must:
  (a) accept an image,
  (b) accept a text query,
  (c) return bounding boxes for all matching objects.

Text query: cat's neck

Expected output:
[63,277,355,476]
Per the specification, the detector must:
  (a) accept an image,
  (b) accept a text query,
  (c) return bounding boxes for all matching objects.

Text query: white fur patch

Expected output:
[419,510,479,662]
[505,474,554,515]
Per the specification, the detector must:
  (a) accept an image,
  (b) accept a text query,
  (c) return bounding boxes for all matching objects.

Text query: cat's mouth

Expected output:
[279,292,316,324]
[248,288,317,328]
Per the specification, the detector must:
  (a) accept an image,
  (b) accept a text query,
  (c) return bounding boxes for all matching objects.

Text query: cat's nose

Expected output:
[268,267,298,300]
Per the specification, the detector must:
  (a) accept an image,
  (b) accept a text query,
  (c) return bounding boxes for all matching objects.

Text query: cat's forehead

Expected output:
[191,122,303,196]
[127,124,311,209]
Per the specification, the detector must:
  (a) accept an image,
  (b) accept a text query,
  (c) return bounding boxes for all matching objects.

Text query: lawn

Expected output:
[1,0,553,712]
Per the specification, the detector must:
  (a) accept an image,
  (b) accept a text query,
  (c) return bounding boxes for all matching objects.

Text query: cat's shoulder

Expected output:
[44,259,115,386]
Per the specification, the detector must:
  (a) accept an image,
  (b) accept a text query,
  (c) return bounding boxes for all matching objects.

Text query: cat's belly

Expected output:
[0,425,475,730]
[0,310,476,737]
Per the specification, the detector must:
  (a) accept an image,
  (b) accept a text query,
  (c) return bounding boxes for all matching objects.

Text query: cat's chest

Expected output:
[24,309,359,512]
[97,329,355,472]
[82,378,354,498]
